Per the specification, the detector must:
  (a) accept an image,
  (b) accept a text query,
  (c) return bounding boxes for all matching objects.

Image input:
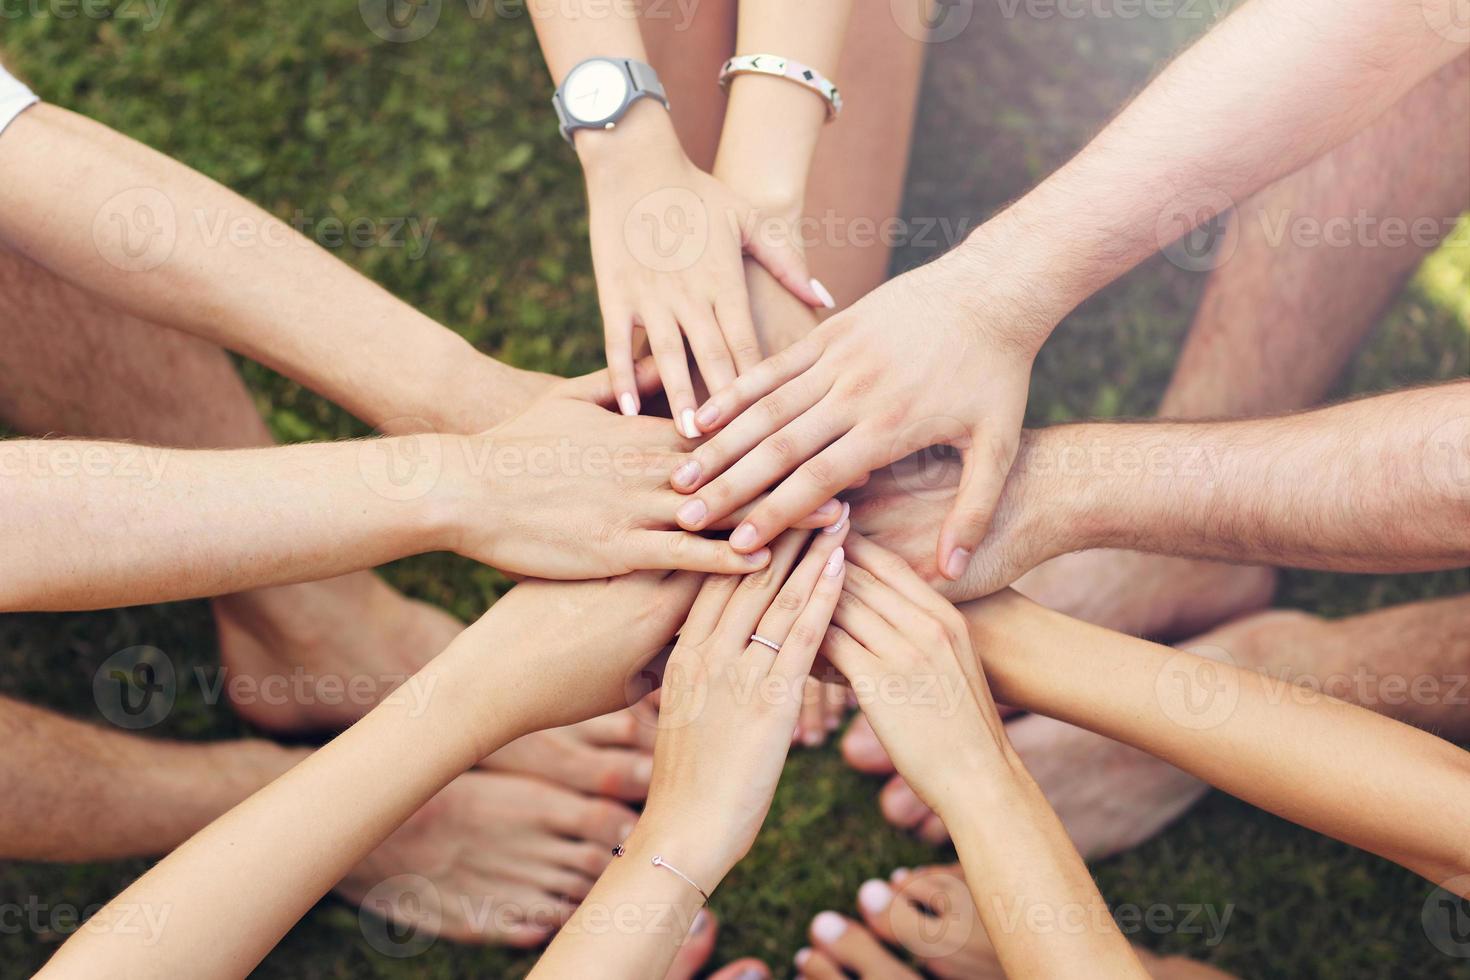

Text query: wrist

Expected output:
[1008,425,1109,555]
[629,804,741,893]
[421,432,495,558]
[575,100,684,179]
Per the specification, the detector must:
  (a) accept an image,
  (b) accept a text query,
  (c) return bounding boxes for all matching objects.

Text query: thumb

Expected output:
[937,427,1020,581]
[740,211,834,311]
[558,356,664,407]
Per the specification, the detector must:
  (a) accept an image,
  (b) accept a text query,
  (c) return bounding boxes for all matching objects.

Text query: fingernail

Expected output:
[676,498,708,526]
[821,501,850,535]
[811,911,847,944]
[944,547,972,580]
[858,879,893,915]
[794,948,812,969]
[730,523,758,550]
[695,403,719,428]
[633,757,654,784]
[690,909,711,935]
[743,547,771,566]
[680,409,699,440]
[814,499,842,518]
[810,277,836,309]
[823,546,845,577]
[890,867,911,884]
[618,392,639,417]
[673,459,701,487]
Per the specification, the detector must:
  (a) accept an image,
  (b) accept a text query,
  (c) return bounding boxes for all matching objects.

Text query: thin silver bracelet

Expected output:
[612,845,710,903]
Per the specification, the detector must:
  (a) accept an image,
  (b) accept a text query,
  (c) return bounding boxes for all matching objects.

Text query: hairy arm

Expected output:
[963,591,1470,891]
[0,105,546,435]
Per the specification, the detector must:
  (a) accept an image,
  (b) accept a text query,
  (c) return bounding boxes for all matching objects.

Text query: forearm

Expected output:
[712,1,853,212]
[942,0,1465,343]
[965,592,1470,889]
[0,695,299,861]
[0,106,534,433]
[40,619,523,980]
[0,436,465,611]
[1030,383,1470,572]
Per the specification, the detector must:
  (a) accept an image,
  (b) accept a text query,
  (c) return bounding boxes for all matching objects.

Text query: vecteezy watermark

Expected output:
[1156,188,1239,273]
[92,646,439,729]
[1422,875,1470,958]
[1422,0,1470,43]
[1423,414,1470,503]
[1250,666,1470,711]
[891,0,975,43]
[0,0,168,31]
[623,187,712,275]
[360,0,699,43]
[986,896,1235,947]
[993,0,1232,20]
[92,191,440,273]
[0,897,172,945]
[1155,643,1240,731]
[359,874,442,957]
[0,441,171,487]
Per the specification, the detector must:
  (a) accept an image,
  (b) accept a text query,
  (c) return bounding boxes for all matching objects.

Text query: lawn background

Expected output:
[1,1,1467,977]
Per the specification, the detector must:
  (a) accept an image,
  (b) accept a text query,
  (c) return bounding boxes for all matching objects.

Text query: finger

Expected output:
[832,587,909,658]
[748,521,848,645]
[839,557,933,636]
[644,313,701,439]
[743,225,830,310]
[681,573,745,642]
[673,374,834,497]
[603,308,641,417]
[846,535,955,621]
[938,427,1021,581]
[714,286,765,374]
[558,356,664,406]
[724,429,879,552]
[711,496,844,532]
[712,528,813,644]
[636,532,772,575]
[690,333,824,435]
[678,301,739,396]
[771,542,845,684]
[819,624,878,682]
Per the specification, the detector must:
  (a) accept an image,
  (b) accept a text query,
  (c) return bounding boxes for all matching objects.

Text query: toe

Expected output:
[795,948,846,980]
[866,867,983,966]
[808,911,921,979]
[917,812,951,845]
[841,713,894,773]
[663,909,718,980]
[589,746,655,801]
[878,777,933,830]
[708,957,769,980]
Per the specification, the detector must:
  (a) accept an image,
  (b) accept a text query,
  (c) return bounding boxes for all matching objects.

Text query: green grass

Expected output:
[1,2,1468,978]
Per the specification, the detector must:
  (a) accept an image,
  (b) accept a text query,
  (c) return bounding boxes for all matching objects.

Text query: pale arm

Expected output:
[0,105,546,435]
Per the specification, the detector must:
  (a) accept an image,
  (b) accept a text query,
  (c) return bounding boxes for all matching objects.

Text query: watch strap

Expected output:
[553,57,669,145]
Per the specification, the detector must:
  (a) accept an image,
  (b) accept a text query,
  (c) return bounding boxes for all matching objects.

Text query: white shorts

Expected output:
[0,62,39,138]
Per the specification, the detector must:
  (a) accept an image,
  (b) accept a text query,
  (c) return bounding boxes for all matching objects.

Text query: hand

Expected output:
[671,250,1051,582]
[581,112,827,434]
[444,366,841,579]
[630,524,849,890]
[820,535,1018,814]
[846,442,1070,602]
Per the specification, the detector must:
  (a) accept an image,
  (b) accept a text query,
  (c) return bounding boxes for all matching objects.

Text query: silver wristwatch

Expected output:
[551,57,669,145]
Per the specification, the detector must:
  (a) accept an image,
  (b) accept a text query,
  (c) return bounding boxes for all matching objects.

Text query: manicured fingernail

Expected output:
[633,757,654,784]
[618,392,639,417]
[690,909,711,935]
[676,499,708,527]
[743,547,771,566]
[673,459,701,487]
[890,867,911,884]
[944,547,972,580]
[811,911,847,943]
[794,948,812,969]
[802,728,823,747]
[810,277,836,309]
[814,499,842,518]
[858,879,893,915]
[730,523,758,550]
[821,501,850,535]
[824,546,845,577]
[695,403,719,428]
[680,409,699,440]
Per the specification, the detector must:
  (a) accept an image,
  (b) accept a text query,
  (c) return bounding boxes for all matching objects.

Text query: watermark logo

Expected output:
[1423,415,1470,503]
[1423,0,1470,43]
[1155,642,1238,730]
[891,0,974,42]
[623,187,709,274]
[889,869,977,956]
[359,874,441,957]
[360,0,441,41]
[92,187,177,273]
[1156,188,1238,272]
[1422,875,1470,958]
[358,419,445,502]
[93,645,176,730]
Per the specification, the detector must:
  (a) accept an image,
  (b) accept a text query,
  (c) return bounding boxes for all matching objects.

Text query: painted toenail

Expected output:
[811,911,847,944]
[890,868,911,884]
[676,499,708,526]
[858,879,893,914]
[735,969,764,980]
[794,948,812,968]
[689,909,711,935]
[802,728,823,747]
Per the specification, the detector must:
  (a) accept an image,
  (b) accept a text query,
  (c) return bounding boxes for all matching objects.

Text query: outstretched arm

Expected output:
[38,571,702,980]
[0,104,548,435]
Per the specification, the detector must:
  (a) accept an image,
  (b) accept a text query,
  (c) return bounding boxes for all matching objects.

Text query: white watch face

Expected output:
[563,60,629,125]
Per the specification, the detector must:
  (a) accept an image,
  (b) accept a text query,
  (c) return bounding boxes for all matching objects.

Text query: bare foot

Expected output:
[339,770,637,947]
[842,712,1208,859]
[1014,549,1277,642]
[662,910,770,980]
[486,705,659,802]
[798,866,1237,979]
